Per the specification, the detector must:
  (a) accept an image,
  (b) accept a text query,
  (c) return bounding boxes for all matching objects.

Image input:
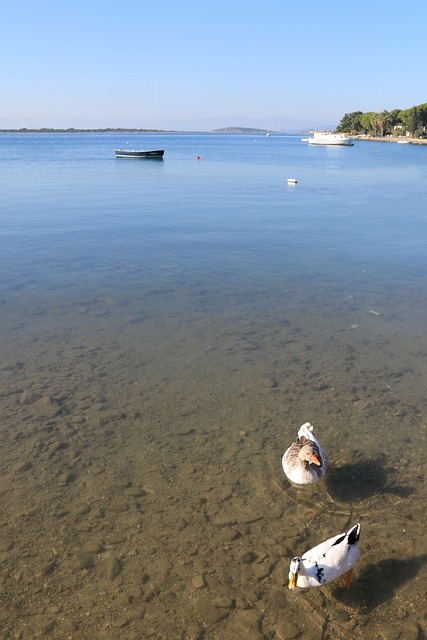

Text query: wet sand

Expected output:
[0,274,426,639]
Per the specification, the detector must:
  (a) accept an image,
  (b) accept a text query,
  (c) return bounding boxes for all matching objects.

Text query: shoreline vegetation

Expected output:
[336,102,427,141]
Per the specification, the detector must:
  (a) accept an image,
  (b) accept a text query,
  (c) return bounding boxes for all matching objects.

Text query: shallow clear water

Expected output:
[0,133,426,639]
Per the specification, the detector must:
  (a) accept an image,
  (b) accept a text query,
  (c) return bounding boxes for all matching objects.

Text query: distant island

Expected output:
[0,126,278,135]
[212,127,274,134]
[336,102,427,139]
[0,127,172,134]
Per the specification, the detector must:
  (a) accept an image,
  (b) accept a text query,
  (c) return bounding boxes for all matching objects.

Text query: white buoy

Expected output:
[287,178,298,184]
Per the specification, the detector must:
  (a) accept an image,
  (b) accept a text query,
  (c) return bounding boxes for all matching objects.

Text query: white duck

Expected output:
[282,422,328,485]
[288,523,361,589]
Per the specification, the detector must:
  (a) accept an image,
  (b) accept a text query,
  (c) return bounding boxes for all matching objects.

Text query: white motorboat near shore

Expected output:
[307,131,354,146]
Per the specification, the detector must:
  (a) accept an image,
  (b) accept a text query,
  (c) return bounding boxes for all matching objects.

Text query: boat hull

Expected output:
[308,139,353,146]
[114,149,164,158]
[307,132,353,146]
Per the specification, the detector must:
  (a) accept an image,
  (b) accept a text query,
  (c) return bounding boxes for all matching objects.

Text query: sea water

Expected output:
[0,133,426,639]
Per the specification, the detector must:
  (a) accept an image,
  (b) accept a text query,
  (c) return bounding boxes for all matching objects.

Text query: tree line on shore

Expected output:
[336,103,427,138]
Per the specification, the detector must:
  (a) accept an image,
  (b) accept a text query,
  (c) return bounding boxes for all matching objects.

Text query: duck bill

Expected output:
[310,453,321,466]
[288,573,298,590]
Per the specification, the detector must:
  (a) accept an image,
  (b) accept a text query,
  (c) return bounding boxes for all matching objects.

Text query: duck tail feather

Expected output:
[347,523,361,545]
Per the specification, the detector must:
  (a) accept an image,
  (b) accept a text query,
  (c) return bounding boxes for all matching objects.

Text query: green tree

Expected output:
[371,114,381,136]
[417,103,427,128]
[335,113,352,132]
[361,112,383,136]
[377,110,391,136]
[389,109,402,131]
[360,112,375,134]
[398,108,411,132]
[389,109,402,123]
[408,106,418,135]
[336,111,363,133]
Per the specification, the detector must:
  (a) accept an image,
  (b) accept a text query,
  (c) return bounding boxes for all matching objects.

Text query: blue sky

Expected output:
[2,0,426,131]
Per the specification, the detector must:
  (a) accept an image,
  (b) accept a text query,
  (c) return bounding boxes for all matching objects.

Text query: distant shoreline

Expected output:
[355,135,427,146]
[0,127,283,135]
[0,128,174,134]
[2,129,426,143]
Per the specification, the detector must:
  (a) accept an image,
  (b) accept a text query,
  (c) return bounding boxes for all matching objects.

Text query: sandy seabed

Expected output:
[0,275,426,640]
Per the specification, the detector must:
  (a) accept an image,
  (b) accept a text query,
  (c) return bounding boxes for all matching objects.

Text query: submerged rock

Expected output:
[32,396,63,418]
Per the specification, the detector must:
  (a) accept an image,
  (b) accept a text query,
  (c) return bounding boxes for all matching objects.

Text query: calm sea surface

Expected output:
[0,133,426,639]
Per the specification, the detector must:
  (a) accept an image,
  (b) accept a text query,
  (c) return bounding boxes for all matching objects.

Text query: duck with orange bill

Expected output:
[282,422,328,486]
[288,523,361,590]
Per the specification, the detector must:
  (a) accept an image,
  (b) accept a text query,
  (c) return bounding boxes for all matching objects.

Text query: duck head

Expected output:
[298,444,321,466]
[288,557,302,590]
